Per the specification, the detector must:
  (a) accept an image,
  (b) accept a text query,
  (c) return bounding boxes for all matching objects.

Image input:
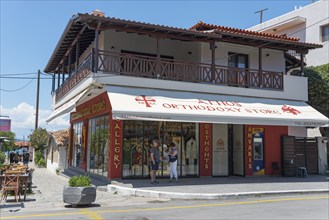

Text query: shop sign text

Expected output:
[113,122,121,169]
[71,101,106,121]
[203,124,211,169]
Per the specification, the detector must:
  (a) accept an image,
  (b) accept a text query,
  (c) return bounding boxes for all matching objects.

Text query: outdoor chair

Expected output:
[271,162,281,176]
[1,174,21,202]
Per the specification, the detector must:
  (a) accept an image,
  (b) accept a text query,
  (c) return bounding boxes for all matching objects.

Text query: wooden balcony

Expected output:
[55,54,92,102]
[55,49,283,102]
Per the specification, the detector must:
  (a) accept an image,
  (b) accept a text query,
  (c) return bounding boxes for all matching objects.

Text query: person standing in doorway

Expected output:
[168,142,178,183]
[150,139,160,184]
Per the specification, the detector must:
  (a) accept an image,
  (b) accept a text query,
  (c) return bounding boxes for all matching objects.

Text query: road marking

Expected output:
[80,208,104,220]
[97,195,329,214]
[1,195,328,219]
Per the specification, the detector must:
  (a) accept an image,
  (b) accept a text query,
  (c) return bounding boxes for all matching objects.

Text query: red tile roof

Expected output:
[49,129,69,146]
[190,21,301,43]
[14,141,31,147]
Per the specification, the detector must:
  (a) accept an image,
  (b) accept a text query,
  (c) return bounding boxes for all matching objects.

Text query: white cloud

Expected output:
[0,102,69,139]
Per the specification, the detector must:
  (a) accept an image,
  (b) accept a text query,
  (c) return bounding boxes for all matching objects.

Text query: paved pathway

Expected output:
[1,164,328,214]
[0,164,164,214]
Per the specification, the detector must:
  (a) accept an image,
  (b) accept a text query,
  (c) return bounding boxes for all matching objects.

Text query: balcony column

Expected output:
[75,38,80,70]
[258,47,263,87]
[210,41,216,82]
[62,61,65,83]
[68,50,72,76]
[52,73,55,93]
[57,67,60,89]
[93,22,101,73]
[300,53,304,76]
[156,37,160,78]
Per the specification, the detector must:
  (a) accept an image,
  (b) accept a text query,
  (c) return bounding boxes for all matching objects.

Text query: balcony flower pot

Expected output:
[63,176,96,207]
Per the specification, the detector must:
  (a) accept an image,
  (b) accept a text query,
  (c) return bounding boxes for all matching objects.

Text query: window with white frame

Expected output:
[321,24,329,42]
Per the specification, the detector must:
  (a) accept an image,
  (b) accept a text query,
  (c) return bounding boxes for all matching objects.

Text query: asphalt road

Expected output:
[1,193,328,220]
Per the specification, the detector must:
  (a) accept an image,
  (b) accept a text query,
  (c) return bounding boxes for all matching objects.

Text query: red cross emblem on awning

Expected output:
[135,95,156,107]
[282,105,301,115]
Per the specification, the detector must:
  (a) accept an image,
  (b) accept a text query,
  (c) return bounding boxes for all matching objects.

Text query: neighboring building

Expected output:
[0,117,11,132]
[45,10,328,180]
[46,129,69,173]
[248,0,329,67]
[14,141,33,162]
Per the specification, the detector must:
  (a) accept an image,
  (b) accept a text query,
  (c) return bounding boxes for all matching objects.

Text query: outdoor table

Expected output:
[0,174,29,201]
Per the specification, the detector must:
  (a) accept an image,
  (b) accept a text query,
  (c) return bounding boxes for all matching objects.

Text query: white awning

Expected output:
[107,86,329,127]
[46,92,85,123]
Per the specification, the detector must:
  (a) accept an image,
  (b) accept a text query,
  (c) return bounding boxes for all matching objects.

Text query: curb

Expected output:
[108,185,329,200]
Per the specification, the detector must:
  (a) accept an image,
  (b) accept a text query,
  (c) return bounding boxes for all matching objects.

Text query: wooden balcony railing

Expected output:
[97,50,283,90]
[55,49,283,102]
[55,54,92,102]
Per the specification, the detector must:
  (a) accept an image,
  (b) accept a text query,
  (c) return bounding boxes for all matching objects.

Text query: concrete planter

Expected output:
[63,186,96,207]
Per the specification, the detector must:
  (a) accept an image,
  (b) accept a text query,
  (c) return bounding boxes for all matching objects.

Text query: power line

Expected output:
[0,73,38,92]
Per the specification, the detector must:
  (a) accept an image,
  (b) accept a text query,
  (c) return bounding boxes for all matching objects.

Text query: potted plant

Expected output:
[63,175,96,207]
[56,168,60,175]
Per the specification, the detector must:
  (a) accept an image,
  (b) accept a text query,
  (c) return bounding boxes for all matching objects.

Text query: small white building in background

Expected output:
[248,0,329,67]
[46,129,69,173]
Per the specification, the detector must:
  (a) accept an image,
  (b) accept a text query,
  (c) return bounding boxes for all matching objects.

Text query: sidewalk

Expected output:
[108,174,329,199]
[1,164,328,214]
[0,164,162,214]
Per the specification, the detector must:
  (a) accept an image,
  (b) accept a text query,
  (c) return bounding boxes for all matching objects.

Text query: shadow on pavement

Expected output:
[119,174,329,188]
[64,203,101,208]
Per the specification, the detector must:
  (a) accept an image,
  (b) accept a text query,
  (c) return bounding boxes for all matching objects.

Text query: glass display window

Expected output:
[72,122,83,169]
[87,115,109,177]
[122,121,199,178]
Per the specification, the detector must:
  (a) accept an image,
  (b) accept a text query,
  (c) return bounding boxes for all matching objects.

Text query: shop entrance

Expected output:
[232,124,244,176]
[212,124,244,176]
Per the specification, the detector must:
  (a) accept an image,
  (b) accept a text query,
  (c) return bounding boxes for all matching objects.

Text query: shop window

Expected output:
[122,121,198,178]
[88,115,109,177]
[72,122,83,169]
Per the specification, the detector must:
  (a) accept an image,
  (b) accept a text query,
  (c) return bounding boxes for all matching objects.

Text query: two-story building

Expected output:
[45,10,328,180]
[248,0,329,67]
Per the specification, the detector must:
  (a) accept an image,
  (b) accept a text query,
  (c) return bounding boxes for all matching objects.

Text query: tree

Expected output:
[28,128,48,152]
[291,63,329,136]
[0,131,16,152]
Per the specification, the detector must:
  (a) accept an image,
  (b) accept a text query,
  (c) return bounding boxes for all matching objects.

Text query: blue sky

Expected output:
[0,0,316,139]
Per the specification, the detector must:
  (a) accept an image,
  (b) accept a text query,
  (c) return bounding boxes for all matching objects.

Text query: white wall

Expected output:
[46,160,59,173]
[58,146,68,170]
[96,73,308,101]
[307,128,322,137]
[201,42,285,73]
[249,0,329,67]
[317,137,328,174]
[288,126,307,137]
[103,30,200,63]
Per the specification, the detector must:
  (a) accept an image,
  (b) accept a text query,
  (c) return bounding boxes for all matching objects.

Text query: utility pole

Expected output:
[255,8,268,24]
[35,69,40,130]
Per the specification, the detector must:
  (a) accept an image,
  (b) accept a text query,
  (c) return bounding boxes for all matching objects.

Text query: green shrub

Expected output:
[36,158,46,167]
[34,150,43,163]
[0,151,6,164]
[68,175,91,187]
